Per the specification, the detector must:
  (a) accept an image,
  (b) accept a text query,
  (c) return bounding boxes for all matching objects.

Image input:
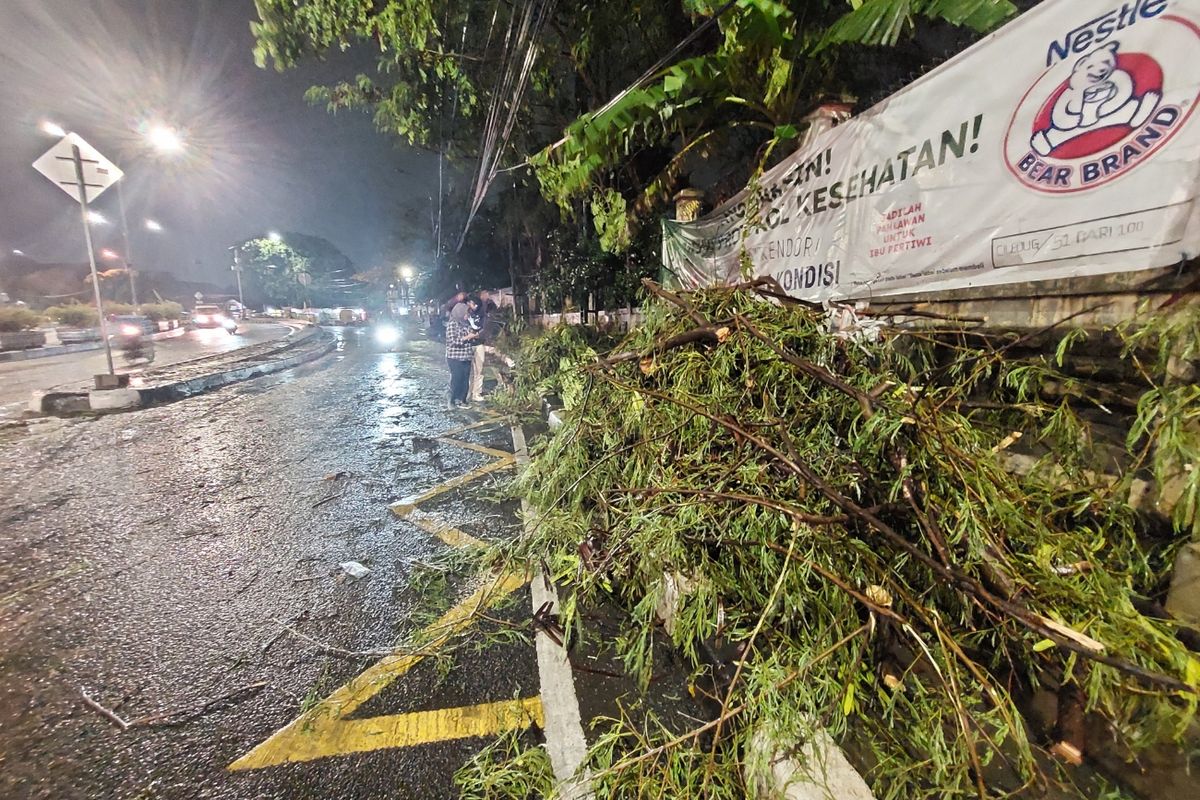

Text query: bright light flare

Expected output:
[144,219,163,232]
[146,124,184,153]
[100,248,120,260]
[40,121,67,137]
[87,211,109,225]
[374,324,400,347]
[119,324,141,336]
[12,249,24,255]
[400,266,414,280]
[267,231,282,242]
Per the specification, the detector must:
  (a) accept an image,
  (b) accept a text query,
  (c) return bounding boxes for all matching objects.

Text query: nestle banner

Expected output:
[663,0,1200,301]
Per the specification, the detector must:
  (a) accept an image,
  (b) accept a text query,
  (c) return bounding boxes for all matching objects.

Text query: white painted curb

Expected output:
[511,424,593,799]
[87,388,141,411]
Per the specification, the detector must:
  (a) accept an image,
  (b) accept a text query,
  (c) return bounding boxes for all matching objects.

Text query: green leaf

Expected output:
[841,681,857,715]
[774,123,799,140]
[1032,638,1056,653]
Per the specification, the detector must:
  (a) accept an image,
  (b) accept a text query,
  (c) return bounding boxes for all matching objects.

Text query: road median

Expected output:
[33,324,335,416]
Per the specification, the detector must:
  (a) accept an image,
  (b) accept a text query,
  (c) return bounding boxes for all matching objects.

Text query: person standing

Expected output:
[445,302,476,408]
[468,290,498,402]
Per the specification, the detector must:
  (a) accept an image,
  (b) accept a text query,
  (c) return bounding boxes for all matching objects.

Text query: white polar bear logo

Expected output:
[1030,42,1161,156]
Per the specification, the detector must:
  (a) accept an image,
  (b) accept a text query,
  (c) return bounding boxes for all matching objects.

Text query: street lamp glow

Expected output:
[100,248,120,260]
[400,265,414,280]
[267,231,282,242]
[144,219,163,232]
[12,249,24,255]
[40,121,66,137]
[86,210,109,225]
[146,124,184,153]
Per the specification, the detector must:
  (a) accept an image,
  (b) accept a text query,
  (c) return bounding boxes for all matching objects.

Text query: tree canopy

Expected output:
[251,0,1019,302]
[236,232,359,307]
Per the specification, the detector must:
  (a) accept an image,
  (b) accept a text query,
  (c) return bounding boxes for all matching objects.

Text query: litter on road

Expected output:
[339,561,371,579]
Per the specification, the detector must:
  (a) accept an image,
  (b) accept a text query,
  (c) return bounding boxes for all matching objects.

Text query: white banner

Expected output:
[663,0,1200,301]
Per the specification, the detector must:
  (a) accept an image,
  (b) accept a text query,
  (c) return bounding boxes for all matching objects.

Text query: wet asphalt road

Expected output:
[0,323,292,422]
[0,325,540,799]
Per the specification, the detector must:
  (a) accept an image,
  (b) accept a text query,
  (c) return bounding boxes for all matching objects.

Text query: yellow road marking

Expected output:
[437,437,513,460]
[436,415,503,439]
[389,456,514,514]
[230,696,542,769]
[232,413,529,772]
[398,507,489,549]
[229,571,529,771]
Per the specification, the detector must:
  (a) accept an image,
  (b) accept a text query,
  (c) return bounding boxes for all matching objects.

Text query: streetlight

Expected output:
[400,266,414,280]
[100,248,120,260]
[267,231,282,242]
[12,249,23,256]
[86,210,109,225]
[144,219,163,232]
[40,121,66,138]
[146,124,184,154]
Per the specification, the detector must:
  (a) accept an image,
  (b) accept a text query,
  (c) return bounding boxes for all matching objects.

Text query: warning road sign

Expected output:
[32,132,123,203]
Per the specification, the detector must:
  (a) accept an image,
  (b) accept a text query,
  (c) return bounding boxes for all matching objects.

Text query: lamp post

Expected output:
[229,245,245,316]
[400,265,414,308]
[116,180,137,305]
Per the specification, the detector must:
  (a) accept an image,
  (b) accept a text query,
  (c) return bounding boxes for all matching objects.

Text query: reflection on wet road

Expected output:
[0,325,538,799]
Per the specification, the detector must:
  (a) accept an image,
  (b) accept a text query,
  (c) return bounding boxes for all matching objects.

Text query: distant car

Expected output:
[191,304,237,333]
[372,316,402,350]
[108,314,156,337]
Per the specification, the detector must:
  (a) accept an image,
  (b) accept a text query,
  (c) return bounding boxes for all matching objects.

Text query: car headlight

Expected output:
[374,324,400,346]
[194,314,208,323]
[120,324,141,336]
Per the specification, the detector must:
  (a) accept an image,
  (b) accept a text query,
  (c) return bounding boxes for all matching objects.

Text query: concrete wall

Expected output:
[865,264,1199,330]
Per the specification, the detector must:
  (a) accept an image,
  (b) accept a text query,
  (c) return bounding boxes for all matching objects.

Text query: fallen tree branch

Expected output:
[130,681,269,727]
[80,687,130,730]
[603,375,1192,692]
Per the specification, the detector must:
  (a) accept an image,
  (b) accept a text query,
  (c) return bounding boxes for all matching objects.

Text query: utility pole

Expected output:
[230,246,245,315]
[73,145,114,375]
[116,180,137,306]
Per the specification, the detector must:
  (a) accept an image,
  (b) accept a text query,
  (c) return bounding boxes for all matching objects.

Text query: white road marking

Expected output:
[511,424,593,799]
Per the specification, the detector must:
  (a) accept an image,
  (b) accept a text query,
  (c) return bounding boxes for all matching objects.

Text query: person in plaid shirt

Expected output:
[445,302,477,407]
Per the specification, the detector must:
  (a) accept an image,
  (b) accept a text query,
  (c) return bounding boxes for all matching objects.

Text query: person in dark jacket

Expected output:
[445,302,477,407]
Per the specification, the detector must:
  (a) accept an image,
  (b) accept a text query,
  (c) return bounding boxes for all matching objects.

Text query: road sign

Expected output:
[32,133,123,204]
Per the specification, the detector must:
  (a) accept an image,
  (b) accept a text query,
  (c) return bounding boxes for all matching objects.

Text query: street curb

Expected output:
[133,331,333,406]
[0,326,187,364]
[33,328,334,416]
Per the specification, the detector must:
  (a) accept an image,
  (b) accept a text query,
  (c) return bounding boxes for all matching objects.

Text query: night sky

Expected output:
[0,0,438,283]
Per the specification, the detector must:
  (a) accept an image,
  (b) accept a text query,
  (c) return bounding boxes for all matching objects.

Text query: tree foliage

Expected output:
[252,0,1018,295]
[480,283,1200,799]
[236,232,358,307]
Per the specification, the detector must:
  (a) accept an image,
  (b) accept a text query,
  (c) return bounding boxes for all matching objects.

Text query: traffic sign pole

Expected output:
[73,144,115,376]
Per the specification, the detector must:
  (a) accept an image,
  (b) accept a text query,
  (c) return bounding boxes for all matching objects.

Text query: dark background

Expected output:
[0,0,438,282]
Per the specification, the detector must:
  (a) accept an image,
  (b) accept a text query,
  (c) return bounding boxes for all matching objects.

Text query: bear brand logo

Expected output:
[1004,1,1200,194]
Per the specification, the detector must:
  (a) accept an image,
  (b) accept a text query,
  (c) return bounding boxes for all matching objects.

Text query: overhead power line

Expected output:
[456,0,558,251]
